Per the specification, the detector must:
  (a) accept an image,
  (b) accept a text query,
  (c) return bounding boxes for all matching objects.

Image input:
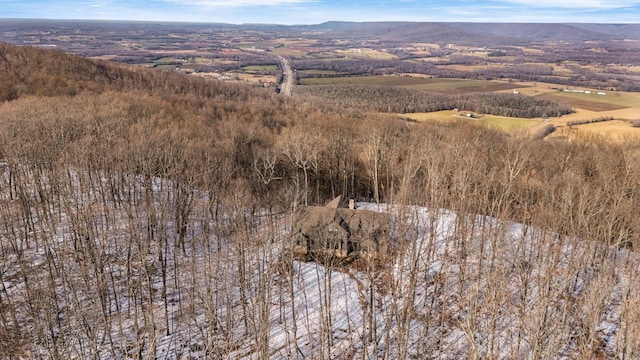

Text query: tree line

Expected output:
[294,59,437,78]
[296,84,573,118]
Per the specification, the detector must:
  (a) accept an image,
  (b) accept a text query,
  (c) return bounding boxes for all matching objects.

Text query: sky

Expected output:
[1,0,639,24]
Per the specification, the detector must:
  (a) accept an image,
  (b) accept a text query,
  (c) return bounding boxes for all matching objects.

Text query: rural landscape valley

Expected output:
[1,16,640,359]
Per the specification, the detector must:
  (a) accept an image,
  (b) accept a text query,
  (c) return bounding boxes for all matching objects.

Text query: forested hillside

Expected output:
[1,42,636,245]
[0,42,277,102]
[2,43,640,358]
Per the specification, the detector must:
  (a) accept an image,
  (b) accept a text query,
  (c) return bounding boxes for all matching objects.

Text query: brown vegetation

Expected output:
[297,84,572,118]
[2,42,640,358]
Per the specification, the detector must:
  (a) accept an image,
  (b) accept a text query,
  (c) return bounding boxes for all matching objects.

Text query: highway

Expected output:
[278,55,293,96]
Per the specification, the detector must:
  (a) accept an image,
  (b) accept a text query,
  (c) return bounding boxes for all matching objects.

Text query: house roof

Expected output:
[295,206,390,241]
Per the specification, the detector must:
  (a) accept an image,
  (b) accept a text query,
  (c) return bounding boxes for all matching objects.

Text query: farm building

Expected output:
[291,197,390,260]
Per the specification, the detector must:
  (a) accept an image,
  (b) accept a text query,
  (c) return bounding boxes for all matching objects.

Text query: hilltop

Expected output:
[2,41,640,358]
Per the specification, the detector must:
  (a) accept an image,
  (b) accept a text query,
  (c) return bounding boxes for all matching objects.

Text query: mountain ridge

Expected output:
[303,22,640,44]
[2,19,639,45]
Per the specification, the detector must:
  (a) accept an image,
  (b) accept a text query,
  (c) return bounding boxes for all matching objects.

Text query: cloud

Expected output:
[499,0,640,8]
[163,0,314,7]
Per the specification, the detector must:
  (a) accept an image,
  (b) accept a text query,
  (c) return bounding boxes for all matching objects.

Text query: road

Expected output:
[278,55,294,96]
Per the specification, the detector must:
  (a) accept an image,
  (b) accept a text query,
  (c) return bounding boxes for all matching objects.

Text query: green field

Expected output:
[556,120,640,141]
[242,65,279,72]
[271,48,310,58]
[153,64,178,70]
[305,52,350,60]
[298,70,345,75]
[300,76,525,95]
[480,115,543,131]
[403,111,542,131]
[153,57,180,64]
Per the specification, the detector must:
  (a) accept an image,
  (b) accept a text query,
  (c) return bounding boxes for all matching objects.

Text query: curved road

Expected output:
[278,55,294,96]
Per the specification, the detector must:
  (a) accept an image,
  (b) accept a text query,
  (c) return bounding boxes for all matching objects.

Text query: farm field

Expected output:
[271,47,309,58]
[153,64,177,70]
[300,76,526,95]
[497,82,640,134]
[494,82,640,113]
[552,120,640,141]
[299,75,425,86]
[402,111,542,131]
[236,72,278,84]
[297,69,345,75]
[403,78,526,94]
[444,61,554,73]
[300,74,639,139]
[495,81,561,96]
[394,80,640,139]
[444,64,507,72]
[334,48,398,60]
[241,65,279,72]
[408,57,449,62]
[540,92,638,112]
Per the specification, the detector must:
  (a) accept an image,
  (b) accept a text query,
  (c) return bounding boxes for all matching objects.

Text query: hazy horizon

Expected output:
[1,0,639,25]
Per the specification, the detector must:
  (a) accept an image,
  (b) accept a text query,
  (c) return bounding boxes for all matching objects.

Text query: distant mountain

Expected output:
[306,22,516,45]
[571,23,640,39]
[2,19,638,46]
[449,23,613,42]
[305,22,640,45]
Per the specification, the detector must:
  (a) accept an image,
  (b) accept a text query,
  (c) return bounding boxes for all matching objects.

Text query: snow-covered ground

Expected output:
[2,167,639,358]
[217,202,637,359]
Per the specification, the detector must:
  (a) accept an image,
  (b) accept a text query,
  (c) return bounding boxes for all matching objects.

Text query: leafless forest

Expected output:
[2,42,640,358]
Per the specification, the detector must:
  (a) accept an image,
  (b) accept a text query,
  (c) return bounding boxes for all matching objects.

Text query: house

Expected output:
[291,197,390,260]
